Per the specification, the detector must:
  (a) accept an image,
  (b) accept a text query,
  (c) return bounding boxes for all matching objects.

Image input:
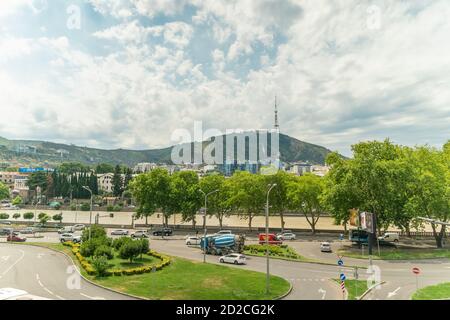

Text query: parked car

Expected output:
[219,254,246,265]
[58,226,75,234]
[131,230,149,239]
[277,232,296,240]
[73,224,86,231]
[185,236,200,245]
[152,228,173,236]
[320,242,332,253]
[19,227,35,234]
[378,233,399,243]
[60,233,82,243]
[216,230,232,235]
[111,229,129,236]
[0,221,11,225]
[7,234,26,242]
[0,228,13,236]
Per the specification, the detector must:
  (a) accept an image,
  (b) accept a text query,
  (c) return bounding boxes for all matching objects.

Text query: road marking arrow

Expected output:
[387,287,401,298]
[1,256,10,261]
[318,288,326,300]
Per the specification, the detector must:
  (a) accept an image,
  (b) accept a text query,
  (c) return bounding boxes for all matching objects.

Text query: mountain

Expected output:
[0,133,336,168]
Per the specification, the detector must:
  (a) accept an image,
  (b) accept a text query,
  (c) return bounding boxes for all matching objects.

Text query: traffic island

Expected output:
[412,282,450,300]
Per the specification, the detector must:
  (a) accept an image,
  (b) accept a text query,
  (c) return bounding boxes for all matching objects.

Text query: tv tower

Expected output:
[274,96,279,131]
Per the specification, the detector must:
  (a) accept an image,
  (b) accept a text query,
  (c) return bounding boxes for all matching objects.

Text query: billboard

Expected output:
[349,208,359,226]
[19,168,53,173]
[360,212,375,233]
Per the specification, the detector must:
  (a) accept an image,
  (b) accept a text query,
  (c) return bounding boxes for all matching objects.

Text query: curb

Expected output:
[8,242,146,300]
[275,282,293,300]
[357,281,386,300]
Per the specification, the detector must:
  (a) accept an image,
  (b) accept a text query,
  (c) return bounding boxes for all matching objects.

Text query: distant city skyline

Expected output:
[0,1,449,157]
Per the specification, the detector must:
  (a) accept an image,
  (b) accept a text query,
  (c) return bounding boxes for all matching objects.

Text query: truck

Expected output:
[200,234,245,256]
[349,229,369,244]
[258,233,283,245]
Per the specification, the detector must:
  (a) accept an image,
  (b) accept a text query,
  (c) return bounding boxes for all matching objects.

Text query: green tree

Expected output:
[112,165,124,197]
[95,163,115,174]
[287,174,325,234]
[52,213,63,223]
[171,171,201,228]
[39,214,50,225]
[13,213,20,219]
[91,255,109,277]
[119,240,141,263]
[265,171,295,232]
[23,212,34,220]
[199,174,232,228]
[12,196,22,206]
[0,213,9,220]
[26,171,49,192]
[0,182,9,201]
[82,225,108,242]
[228,171,266,231]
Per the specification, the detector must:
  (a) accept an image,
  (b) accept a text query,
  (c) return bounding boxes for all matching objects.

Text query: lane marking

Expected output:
[1,256,10,262]
[80,293,106,300]
[36,273,65,300]
[387,287,401,298]
[0,249,25,278]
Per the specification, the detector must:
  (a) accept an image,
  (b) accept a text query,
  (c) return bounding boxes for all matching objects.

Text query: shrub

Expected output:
[80,203,90,211]
[82,225,107,242]
[113,205,122,212]
[106,205,114,212]
[91,255,109,277]
[80,238,109,257]
[112,236,132,250]
[23,212,34,220]
[13,213,20,219]
[0,213,9,219]
[38,212,47,220]
[52,214,63,222]
[94,245,113,260]
[12,196,22,206]
[39,214,50,225]
[70,204,77,211]
[119,241,141,263]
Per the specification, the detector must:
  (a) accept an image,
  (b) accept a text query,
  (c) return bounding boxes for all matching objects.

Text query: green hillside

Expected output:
[0,133,336,167]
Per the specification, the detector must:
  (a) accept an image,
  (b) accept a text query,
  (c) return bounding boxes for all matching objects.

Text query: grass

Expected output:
[333,279,368,300]
[244,244,309,262]
[87,253,157,269]
[13,242,291,300]
[412,282,450,300]
[338,248,450,260]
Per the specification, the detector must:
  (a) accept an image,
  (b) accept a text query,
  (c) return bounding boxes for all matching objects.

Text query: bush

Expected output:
[0,213,9,219]
[12,196,22,206]
[113,205,122,212]
[13,213,20,219]
[119,241,141,263]
[38,212,47,219]
[94,245,113,260]
[52,214,63,222]
[91,255,109,277]
[70,204,77,211]
[112,236,132,250]
[23,212,34,220]
[80,203,90,211]
[82,225,107,242]
[80,238,109,257]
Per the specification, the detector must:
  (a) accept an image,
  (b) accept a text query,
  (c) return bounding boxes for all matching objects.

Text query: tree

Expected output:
[13,213,20,219]
[0,182,9,201]
[265,171,295,232]
[228,171,266,231]
[199,174,232,228]
[138,238,150,259]
[39,214,50,225]
[52,213,63,223]
[0,213,9,220]
[171,171,201,228]
[82,225,107,242]
[23,212,34,220]
[95,163,115,174]
[287,174,325,234]
[112,165,124,197]
[123,168,134,191]
[12,196,22,206]
[91,255,109,277]
[119,241,141,263]
[26,172,49,192]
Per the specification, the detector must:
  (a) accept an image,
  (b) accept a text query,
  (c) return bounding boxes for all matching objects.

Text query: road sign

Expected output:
[340,273,346,281]
[412,267,420,275]
[338,259,344,266]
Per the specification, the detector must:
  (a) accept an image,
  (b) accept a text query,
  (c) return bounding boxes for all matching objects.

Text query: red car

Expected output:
[259,233,283,245]
[7,234,26,242]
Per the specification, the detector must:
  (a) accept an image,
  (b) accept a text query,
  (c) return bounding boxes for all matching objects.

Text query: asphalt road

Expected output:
[0,243,135,300]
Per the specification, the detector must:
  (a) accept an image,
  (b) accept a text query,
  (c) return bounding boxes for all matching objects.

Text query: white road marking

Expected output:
[1,256,10,262]
[36,273,65,300]
[387,287,401,298]
[318,288,327,300]
[80,293,106,300]
[0,249,25,278]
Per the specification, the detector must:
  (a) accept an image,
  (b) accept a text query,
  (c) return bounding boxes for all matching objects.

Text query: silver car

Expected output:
[60,233,82,243]
[111,229,129,236]
[320,242,332,253]
[131,230,149,239]
[219,254,246,265]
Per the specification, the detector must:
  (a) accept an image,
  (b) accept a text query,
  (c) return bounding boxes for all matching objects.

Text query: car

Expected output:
[185,236,200,245]
[19,227,35,234]
[73,224,86,231]
[216,230,232,235]
[219,254,246,265]
[258,233,283,245]
[60,233,82,243]
[131,230,149,239]
[111,229,129,236]
[320,242,332,253]
[0,221,11,225]
[7,234,26,242]
[58,226,75,234]
[277,232,296,240]
[378,233,399,243]
[0,228,13,236]
[152,228,173,236]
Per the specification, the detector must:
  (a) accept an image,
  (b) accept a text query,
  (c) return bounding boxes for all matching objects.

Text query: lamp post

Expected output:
[199,189,219,263]
[265,183,277,295]
[82,186,93,241]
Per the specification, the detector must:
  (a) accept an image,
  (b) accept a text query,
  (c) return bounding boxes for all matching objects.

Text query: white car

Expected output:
[60,233,82,243]
[185,236,200,245]
[111,229,129,236]
[219,254,246,265]
[216,230,233,235]
[320,242,332,253]
[278,232,296,240]
[73,224,86,231]
[378,233,399,243]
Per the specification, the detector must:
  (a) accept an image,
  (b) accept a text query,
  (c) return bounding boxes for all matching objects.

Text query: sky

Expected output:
[0,0,449,156]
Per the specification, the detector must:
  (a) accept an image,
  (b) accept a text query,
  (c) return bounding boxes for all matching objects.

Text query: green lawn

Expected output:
[412,282,450,300]
[87,253,157,269]
[15,242,291,300]
[334,279,368,300]
[244,244,309,262]
[338,248,450,260]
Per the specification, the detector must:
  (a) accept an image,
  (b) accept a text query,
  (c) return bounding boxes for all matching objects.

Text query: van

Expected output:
[378,233,399,243]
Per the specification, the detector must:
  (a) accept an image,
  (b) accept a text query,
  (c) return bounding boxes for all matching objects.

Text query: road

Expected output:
[0,243,135,300]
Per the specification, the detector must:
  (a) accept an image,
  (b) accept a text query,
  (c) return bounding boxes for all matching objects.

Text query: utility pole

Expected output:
[266,183,277,295]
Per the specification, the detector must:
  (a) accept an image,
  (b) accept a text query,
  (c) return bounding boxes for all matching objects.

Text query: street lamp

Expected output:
[199,188,219,263]
[265,183,277,295]
[82,186,93,241]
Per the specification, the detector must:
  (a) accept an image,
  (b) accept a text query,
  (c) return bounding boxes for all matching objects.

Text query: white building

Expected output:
[289,163,312,176]
[134,163,157,173]
[97,173,114,193]
[311,165,330,177]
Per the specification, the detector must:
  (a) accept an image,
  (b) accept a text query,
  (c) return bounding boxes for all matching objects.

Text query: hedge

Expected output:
[62,242,171,277]
[244,244,302,260]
